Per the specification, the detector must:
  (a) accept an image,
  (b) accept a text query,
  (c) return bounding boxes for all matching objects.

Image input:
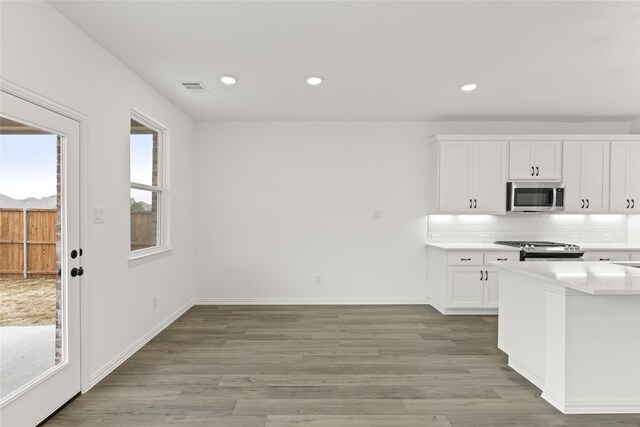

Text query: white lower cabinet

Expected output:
[427,247,518,315]
[582,251,631,262]
[631,252,640,262]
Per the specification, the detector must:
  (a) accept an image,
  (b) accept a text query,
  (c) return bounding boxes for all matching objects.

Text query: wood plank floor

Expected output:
[46,305,640,426]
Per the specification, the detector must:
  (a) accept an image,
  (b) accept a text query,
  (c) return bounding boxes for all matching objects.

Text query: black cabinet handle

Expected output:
[632,199,635,209]
[497,258,508,261]
[77,267,84,276]
[599,258,610,261]
[485,270,488,280]
[70,249,78,259]
[474,199,477,209]
[469,199,473,209]
[581,199,585,209]
[586,199,589,209]
[480,271,484,281]
[531,166,535,176]
[461,258,471,261]
[627,199,631,208]
[535,166,539,176]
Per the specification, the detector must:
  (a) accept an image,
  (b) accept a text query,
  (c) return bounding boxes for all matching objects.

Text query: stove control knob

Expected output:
[564,245,570,250]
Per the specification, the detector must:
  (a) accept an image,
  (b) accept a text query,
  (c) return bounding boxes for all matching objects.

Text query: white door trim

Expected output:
[1,78,92,394]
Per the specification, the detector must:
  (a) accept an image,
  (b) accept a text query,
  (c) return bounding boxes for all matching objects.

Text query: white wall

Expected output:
[1,2,196,386]
[194,120,629,303]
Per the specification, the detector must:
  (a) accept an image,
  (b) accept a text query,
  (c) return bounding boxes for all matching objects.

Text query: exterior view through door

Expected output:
[0,91,81,427]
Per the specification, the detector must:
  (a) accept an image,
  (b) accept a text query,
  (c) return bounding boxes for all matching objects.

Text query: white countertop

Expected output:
[426,242,640,252]
[490,261,640,295]
[425,243,520,251]
[577,243,640,251]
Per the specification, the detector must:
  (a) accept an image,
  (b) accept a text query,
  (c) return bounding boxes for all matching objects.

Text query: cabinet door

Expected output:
[474,141,507,213]
[562,142,584,212]
[483,268,499,308]
[534,141,562,180]
[509,141,535,179]
[447,268,483,308]
[610,142,631,212]
[629,142,640,212]
[439,142,474,212]
[582,142,610,212]
[631,252,640,262]
[582,251,630,262]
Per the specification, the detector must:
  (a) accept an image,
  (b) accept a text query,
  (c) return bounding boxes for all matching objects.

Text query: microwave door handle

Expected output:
[552,188,557,209]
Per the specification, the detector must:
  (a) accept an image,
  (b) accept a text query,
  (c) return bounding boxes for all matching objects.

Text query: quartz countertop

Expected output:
[576,243,640,251]
[425,243,520,251]
[426,242,640,252]
[490,261,640,295]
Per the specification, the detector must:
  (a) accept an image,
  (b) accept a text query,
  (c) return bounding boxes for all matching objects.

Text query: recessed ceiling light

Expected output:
[307,77,323,86]
[460,83,478,92]
[220,76,237,85]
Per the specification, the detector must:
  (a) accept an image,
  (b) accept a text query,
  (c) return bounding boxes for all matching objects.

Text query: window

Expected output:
[129,111,170,264]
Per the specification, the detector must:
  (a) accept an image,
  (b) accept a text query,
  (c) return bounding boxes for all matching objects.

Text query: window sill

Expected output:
[128,246,173,267]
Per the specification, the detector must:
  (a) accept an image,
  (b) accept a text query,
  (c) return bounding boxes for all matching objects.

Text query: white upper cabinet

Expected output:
[509,141,562,180]
[610,141,640,212]
[432,140,507,214]
[562,141,610,213]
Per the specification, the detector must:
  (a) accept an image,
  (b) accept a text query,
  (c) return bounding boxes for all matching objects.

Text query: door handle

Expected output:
[531,166,535,176]
[586,199,589,209]
[70,267,84,277]
[535,166,539,176]
[473,199,477,209]
[581,199,585,209]
[627,199,631,208]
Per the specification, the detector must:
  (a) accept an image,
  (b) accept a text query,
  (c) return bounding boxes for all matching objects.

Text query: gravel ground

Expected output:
[0,279,57,326]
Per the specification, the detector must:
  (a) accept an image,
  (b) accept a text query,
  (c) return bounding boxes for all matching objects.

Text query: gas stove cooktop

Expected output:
[494,240,584,261]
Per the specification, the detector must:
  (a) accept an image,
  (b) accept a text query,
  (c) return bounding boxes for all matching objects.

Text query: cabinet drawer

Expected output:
[484,252,519,263]
[447,252,483,266]
[582,251,630,262]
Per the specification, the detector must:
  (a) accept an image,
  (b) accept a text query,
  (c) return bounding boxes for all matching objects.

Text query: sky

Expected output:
[0,133,154,203]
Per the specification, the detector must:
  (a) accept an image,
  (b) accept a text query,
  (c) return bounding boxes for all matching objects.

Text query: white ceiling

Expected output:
[50,1,640,122]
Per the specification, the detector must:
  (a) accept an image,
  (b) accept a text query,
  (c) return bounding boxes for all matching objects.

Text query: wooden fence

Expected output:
[0,209,58,279]
[0,209,156,278]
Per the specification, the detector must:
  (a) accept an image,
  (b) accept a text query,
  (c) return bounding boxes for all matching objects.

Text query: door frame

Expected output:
[1,78,91,395]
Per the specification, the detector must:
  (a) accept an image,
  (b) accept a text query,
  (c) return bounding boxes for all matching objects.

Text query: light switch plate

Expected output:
[93,207,105,224]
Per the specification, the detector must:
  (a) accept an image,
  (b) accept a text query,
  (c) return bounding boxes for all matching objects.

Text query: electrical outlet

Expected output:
[480,235,490,243]
[93,207,105,224]
[315,276,322,286]
[152,296,158,309]
[373,210,383,220]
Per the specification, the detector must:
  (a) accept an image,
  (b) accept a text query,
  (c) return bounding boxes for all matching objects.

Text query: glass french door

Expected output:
[0,91,81,426]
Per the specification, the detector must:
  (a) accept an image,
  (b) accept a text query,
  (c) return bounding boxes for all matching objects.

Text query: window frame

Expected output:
[128,109,171,266]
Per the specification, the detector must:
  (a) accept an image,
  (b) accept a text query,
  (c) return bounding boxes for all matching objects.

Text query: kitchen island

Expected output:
[491,261,640,414]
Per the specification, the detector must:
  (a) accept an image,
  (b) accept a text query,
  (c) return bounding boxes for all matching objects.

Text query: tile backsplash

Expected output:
[428,214,630,244]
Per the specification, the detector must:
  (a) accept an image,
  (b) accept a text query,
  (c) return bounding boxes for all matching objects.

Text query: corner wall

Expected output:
[194,121,630,303]
[1,1,196,386]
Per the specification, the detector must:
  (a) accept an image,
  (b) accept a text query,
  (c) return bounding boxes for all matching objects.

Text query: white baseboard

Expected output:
[87,299,194,390]
[194,297,429,305]
[508,356,544,390]
[542,392,640,414]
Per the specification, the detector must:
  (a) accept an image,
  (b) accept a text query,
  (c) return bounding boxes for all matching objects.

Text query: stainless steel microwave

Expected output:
[507,182,565,212]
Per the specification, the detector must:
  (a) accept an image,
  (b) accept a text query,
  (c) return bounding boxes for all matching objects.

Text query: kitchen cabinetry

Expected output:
[581,251,630,262]
[431,140,507,213]
[610,141,640,212]
[509,141,562,180]
[427,246,518,314]
[562,141,609,212]
[631,252,640,262]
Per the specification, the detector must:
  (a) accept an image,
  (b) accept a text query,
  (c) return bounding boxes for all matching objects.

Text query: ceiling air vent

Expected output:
[180,81,207,92]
